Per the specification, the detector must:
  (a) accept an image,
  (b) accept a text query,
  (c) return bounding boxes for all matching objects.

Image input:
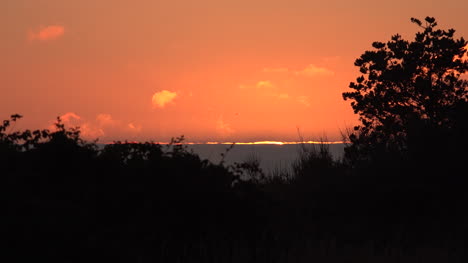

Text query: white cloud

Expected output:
[152,90,177,108]
[29,25,65,41]
[262,64,334,78]
[256,80,274,89]
[295,64,334,77]
[239,80,276,90]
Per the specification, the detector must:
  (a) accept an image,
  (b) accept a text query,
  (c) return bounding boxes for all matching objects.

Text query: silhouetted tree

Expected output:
[343,17,468,169]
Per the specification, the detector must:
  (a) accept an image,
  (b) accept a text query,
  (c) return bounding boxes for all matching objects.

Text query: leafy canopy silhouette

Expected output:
[343,16,468,162]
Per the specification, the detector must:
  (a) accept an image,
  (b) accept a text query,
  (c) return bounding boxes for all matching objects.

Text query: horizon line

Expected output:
[104,140,348,145]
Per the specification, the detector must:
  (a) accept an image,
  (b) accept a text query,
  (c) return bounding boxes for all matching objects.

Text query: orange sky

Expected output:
[1,0,468,142]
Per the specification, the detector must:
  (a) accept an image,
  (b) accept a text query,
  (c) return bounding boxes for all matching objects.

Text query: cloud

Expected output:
[239,81,290,100]
[216,116,234,137]
[50,112,102,138]
[295,64,334,77]
[152,90,177,108]
[29,25,65,41]
[96,113,117,126]
[48,112,142,139]
[262,64,334,78]
[80,123,105,138]
[127,123,142,133]
[239,81,275,89]
[60,112,80,122]
[48,112,81,130]
[256,80,274,89]
[297,96,311,107]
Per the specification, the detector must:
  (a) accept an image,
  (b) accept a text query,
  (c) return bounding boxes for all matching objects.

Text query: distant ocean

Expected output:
[187,144,346,173]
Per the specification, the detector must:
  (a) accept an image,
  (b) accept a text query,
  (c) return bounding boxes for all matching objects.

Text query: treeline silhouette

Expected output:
[3,117,468,261]
[4,17,468,262]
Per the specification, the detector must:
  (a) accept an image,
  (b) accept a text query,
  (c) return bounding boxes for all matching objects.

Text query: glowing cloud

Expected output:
[29,25,65,41]
[277,93,289,99]
[60,112,81,122]
[295,64,334,77]
[262,64,334,77]
[96,113,116,126]
[128,123,142,133]
[80,123,105,138]
[48,112,81,131]
[239,81,275,89]
[48,113,142,139]
[152,90,177,108]
[50,112,103,138]
[256,80,274,89]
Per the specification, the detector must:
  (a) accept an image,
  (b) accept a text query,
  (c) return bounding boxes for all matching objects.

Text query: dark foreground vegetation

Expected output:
[4,17,468,262]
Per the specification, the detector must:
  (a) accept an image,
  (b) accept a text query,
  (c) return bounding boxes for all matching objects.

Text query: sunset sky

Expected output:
[2,0,468,143]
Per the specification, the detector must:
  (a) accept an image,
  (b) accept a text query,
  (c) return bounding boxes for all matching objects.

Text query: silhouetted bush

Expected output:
[3,111,468,262]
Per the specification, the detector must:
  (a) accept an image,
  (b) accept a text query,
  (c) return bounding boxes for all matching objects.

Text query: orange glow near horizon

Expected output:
[106,140,346,146]
[1,1,468,142]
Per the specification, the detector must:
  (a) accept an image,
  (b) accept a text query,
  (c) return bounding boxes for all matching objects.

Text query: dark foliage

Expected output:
[343,16,468,171]
[3,112,468,262]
